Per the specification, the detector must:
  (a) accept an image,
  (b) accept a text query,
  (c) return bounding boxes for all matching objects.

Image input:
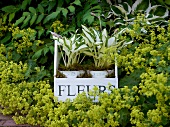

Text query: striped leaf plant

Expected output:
[106,0,169,27]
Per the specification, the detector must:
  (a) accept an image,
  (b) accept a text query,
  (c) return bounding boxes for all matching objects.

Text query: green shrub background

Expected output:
[1,0,170,127]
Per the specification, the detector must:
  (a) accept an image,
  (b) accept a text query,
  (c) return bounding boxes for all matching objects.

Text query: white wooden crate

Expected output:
[53,38,118,101]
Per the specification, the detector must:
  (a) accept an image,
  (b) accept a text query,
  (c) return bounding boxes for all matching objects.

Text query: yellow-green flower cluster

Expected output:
[10,27,36,54]
[51,20,66,33]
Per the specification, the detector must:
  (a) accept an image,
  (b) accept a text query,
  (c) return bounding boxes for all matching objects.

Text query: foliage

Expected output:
[51,30,87,68]
[81,25,132,68]
[105,0,169,31]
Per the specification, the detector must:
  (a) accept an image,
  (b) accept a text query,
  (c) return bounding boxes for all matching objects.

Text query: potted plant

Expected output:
[50,30,87,78]
[81,25,133,78]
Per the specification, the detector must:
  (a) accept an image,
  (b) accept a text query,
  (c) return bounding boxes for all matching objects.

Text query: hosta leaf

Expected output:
[73,0,81,6]
[30,14,37,26]
[81,25,91,33]
[9,13,15,22]
[154,6,168,17]
[61,8,68,18]
[14,16,25,26]
[132,0,150,12]
[75,44,87,52]
[121,2,131,14]
[29,7,36,14]
[36,14,44,24]
[107,37,116,47]
[38,4,44,13]
[111,5,124,16]
[165,0,170,5]
[68,5,75,13]
[82,29,94,43]
[83,51,94,57]
[82,36,92,47]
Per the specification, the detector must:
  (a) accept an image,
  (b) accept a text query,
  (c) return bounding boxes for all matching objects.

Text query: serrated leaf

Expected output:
[21,15,31,28]
[43,47,49,56]
[21,0,29,10]
[1,5,17,13]
[29,7,36,14]
[2,13,8,23]
[38,29,45,39]
[48,1,56,13]
[9,13,15,22]
[68,5,75,13]
[43,11,60,24]
[30,14,37,26]
[1,32,11,43]
[23,12,30,16]
[61,8,68,17]
[49,46,54,54]
[38,4,44,13]
[35,14,44,24]
[14,16,25,26]
[83,12,94,24]
[32,49,43,59]
[73,0,81,6]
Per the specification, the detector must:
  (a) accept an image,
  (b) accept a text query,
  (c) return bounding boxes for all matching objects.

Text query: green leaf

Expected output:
[1,32,11,43]
[132,0,150,11]
[165,0,170,5]
[154,6,167,16]
[9,13,15,22]
[68,5,75,13]
[13,34,22,39]
[23,12,30,16]
[14,16,25,26]
[38,29,45,39]
[1,5,18,13]
[29,7,36,14]
[32,49,43,59]
[21,15,31,28]
[21,0,29,10]
[2,13,8,23]
[73,0,81,6]
[38,4,44,13]
[35,14,44,24]
[43,47,49,56]
[111,5,124,16]
[30,14,37,26]
[83,12,94,24]
[43,11,60,24]
[61,8,68,17]
[118,108,130,127]
[48,1,56,13]
[49,46,54,54]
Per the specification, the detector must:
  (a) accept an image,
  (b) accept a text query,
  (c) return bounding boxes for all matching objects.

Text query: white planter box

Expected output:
[53,39,118,101]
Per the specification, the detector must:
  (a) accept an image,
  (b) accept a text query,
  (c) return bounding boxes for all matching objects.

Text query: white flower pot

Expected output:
[60,70,84,78]
[90,70,114,78]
